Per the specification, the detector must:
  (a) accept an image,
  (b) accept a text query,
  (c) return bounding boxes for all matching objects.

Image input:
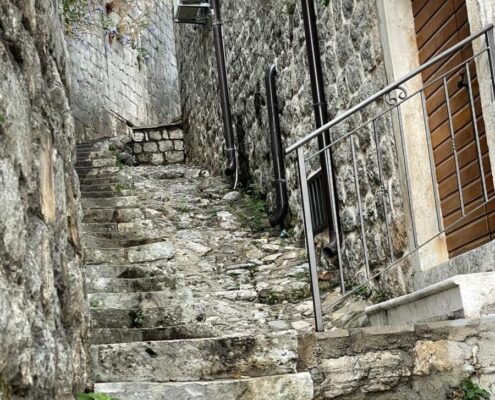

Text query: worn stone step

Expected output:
[366,272,495,326]
[83,235,170,249]
[81,190,138,199]
[85,241,175,264]
[86,263,176,280]
[91,332,299,383]
[88,290,188,309]
[87,275,178,294]
[76,157,117,168]
[82,196,142,209]
[94,372,313,400]
[77,150,110,160]
[80,182,134,192]
[83,222,119,233]
[90,304,202,329]
[79,175,130,185]
[83,207,145,223]
[76,166,121,175]
[92,324,219,344]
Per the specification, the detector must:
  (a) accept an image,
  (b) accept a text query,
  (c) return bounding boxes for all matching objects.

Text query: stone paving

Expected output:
[76,138,317,399]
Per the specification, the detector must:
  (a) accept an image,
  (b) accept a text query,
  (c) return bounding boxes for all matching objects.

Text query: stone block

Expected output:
[133,143,143,154]
[158,140,173,152]
[169,129,184,139]
[133,132,145,142]
[143,142,158,153]
[167,151,185,163]
[174,140,184,151]
[137,153,150,163]
[150,153,164,165]
[149,131,162,141]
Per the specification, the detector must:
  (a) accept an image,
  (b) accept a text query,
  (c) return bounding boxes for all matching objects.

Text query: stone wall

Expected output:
[131,124,185,164]
[0,0,88,398]
[68,0,181,142]
[299,317,495,399]
[174,0,408,286]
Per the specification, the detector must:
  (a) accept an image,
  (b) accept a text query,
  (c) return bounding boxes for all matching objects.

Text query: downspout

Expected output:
[301,0,338,255]
[265,65,289,228]
[210,0,237,180]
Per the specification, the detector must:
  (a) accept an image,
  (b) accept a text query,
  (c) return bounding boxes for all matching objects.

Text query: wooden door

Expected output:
[412,0,495,257]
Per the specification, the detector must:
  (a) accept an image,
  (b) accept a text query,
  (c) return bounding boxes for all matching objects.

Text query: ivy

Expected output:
[77,393,121,400]
[461,379,491,400]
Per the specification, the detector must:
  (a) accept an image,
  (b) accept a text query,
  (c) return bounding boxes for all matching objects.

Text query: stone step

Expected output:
[80,183,134,192]
[94,372,313,400]
[365,272,495,326]
[83,207,145,223]
[87,274,178,294]
[76,157,117,168]
[76,166,121,175]
[91,332,299,383]
[83,222,119,234]
[81,190,137,199]
[77,150,110,160]
[88,290,188,310]
[83,235,170,249]
[82,196,142,209]
[79,175,130,185]
[86,263,176,280]
[90,304,203,329]
[85,241,175,264]
[92,324,219,344]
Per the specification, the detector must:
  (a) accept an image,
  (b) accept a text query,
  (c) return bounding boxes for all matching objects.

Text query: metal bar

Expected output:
[297,147,324,332]
[420,91,444,232]
[323,191,495,313]
[485,29,495,97]
[351,136,370,279]
[211,0,237,179]
[286,25,494,154]
[305,48,490,164]
[396,104,418,248]
[443,77,466,216]
[465,62,489,203]
[372,120,395,262]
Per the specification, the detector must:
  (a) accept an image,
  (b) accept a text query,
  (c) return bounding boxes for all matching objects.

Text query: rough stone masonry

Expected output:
[0,0,89,398]
[174,0,409,288]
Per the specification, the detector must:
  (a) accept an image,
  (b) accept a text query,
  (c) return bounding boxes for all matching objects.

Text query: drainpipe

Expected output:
[210,0,237,179]
[301,0,338,255]
[265,65,289,228]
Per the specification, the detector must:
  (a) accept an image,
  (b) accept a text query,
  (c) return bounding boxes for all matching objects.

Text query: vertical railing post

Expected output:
[297,147,324,332]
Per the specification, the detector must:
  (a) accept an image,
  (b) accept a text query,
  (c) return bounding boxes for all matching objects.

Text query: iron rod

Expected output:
[465,62,489,203]
[305,47,489,164]
[396,104,418,248]
[351,136,371,279]
[420,91,444,232]
[323,191,495,313]
[486,30,495,98]
[287,25,494,154]
[211,0,236,178]
[297,147,324,332]
[443,77,466,216]
[372,120,395,262]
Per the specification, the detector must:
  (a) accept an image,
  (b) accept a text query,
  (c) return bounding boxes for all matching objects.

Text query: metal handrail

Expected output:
[286,24,494,154]
[290,24,495,332]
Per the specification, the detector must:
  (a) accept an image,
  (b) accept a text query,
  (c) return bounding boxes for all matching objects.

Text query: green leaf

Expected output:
[0,115,5,126]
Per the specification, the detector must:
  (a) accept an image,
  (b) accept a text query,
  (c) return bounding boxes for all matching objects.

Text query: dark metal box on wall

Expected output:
[174,0,211,24]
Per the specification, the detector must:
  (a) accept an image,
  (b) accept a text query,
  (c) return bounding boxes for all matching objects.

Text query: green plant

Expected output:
[175,202,192,213]
[234,187,268,232]
[113,183,131,194]
[77,393,121,400]
[319,0,330,6]
[0,114,5,126]
[89,299,101,308]
[132,309,146,328]
[459,379,491,400]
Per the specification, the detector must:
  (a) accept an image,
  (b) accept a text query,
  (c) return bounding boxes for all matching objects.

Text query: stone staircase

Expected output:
[76,139,315,400]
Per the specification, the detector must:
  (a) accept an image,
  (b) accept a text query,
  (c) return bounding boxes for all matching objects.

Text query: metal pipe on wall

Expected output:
[210,0,237,178]
[301,0,339,255]
[265,65,289,228]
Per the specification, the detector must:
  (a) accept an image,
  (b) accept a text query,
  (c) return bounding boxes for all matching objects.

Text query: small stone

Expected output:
[133,132,144,142]
[169,129,184,139]
[185,241,211,256]
[167,151,184,163]
[262,243,281,253]
[128,242,175,263]
[149,131,162,140]
[150,153,164,165]
[291,320,311,331]
[143,142,158,153]
[262,253,282,263]
[268,320,290,331]
[222,191,241,203]
[174,141,184,151]
[133,143,143,154]
[159,140,173,152]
